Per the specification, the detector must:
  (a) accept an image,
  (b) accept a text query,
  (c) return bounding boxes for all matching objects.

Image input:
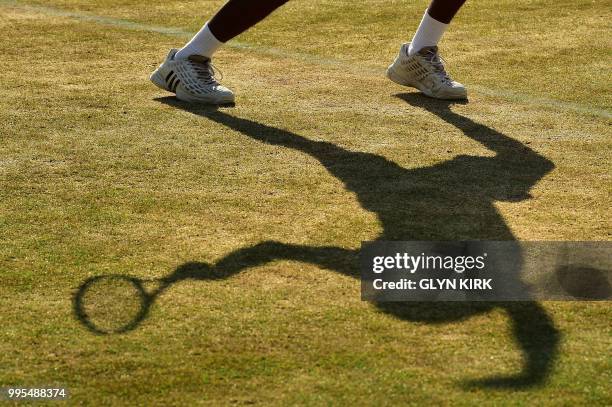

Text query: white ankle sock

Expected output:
[175,22,224,60]
[408,11,448,56]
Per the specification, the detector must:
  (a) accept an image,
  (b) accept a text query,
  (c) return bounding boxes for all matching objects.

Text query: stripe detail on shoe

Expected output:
[165,70,174,83]
[168,76,177,91]
[165,70,180,92]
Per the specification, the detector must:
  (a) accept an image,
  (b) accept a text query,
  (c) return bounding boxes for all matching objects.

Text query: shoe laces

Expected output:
[186,55,223,85]
[419,47,452,84]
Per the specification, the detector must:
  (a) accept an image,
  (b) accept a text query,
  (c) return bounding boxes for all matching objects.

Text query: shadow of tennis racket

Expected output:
[74,262,216,334]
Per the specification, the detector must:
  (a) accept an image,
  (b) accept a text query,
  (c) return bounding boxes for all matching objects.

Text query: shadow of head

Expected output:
[556,265,612,300]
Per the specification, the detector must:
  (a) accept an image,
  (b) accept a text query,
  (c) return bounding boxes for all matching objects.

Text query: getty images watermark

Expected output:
[360,241,611,301]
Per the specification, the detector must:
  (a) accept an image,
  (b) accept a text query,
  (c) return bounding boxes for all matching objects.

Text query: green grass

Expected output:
[1,0,611,405]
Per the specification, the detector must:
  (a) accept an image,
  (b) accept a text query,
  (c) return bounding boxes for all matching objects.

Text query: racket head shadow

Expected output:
[74,275,151,334]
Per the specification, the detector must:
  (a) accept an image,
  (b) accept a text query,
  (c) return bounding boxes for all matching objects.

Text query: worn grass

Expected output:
[1,0,611,405]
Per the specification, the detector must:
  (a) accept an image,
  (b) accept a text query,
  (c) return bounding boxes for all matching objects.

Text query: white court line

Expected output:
[2,0,611,120]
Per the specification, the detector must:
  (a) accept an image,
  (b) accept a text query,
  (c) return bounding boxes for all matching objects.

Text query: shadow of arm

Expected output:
[213,241,357,278]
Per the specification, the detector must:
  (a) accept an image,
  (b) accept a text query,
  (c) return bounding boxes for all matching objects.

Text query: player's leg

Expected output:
[409,0,466,56]
[176,0,290,59]
[150,0,289,104]
[387,0,468,100]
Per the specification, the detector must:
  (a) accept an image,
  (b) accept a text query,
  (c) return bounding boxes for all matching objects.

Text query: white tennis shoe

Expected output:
[150,49,235,104]
[387,43,467,100]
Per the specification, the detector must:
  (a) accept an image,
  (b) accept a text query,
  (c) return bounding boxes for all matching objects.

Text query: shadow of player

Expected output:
[75,93,560,389]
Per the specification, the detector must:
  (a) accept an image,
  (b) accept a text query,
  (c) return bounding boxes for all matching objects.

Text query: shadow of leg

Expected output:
[464,302,560,389]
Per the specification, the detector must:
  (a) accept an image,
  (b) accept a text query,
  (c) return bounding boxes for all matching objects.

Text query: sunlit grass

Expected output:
[0,0,610,405]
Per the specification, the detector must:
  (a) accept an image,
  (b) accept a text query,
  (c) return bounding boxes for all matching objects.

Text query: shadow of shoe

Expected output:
[154,95,235,111]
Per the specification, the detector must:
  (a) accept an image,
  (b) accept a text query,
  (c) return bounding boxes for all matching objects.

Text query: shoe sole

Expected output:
[150,69,235,105]
[386,65,467,101]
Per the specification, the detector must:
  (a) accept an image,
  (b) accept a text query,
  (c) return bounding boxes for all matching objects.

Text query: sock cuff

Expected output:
[205,22,225,44]
[408,9,450,55]
[176,21,224,59]
[423,9,449,28]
